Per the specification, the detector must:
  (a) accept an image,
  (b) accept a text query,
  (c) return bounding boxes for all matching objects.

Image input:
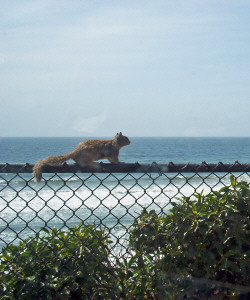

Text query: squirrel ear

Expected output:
[119,132,122,135]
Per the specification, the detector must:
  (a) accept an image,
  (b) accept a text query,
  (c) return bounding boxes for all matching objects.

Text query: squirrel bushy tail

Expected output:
[33,160,45,182]
[33,153,73,182]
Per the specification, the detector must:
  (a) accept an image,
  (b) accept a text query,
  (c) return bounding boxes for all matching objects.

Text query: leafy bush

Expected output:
[0,224,120,299]
[0,176,249,299]
[129,176,250,298]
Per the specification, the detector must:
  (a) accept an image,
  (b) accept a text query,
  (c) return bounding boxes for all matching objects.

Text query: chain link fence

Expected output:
[0,162,249,298]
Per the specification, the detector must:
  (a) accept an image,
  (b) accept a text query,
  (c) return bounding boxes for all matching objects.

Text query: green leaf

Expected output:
[230,174,237,188]
[219,186,230,193]
[191,203,197,214]
[41,227,50,234]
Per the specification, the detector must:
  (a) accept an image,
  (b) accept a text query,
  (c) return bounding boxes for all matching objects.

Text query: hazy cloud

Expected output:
[72,111,107,134]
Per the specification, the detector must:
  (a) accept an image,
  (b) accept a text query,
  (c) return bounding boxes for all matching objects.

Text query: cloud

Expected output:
[0,53,5,65]
[72,111,107,134]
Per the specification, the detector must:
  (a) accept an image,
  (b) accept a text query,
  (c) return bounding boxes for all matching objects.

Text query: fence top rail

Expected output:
[0,162,250,174]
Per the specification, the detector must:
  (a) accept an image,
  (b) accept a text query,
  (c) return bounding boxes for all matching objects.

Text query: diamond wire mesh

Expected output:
[0,162,249,298]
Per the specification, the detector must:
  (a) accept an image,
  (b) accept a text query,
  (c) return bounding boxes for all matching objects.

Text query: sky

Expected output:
[0,0,250,137]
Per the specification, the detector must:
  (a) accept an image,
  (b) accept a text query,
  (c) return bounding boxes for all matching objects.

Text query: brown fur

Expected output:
[33,133,130,182]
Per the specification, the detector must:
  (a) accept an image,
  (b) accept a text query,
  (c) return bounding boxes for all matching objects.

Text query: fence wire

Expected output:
[0,162,249,299]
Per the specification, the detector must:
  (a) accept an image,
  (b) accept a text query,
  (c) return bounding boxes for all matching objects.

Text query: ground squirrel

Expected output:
[33,132,130,182]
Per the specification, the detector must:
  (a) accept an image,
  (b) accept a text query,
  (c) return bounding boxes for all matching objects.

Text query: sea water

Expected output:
[1,137,250,163]
[0,137,249,250]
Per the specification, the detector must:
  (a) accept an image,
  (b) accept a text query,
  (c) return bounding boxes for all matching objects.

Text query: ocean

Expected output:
[0,137,250,250]
[1,136,250,164]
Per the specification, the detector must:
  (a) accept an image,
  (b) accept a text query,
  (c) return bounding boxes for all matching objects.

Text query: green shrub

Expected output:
[1,176,249,299]
[129,176,250,298]
[0,224,120,299]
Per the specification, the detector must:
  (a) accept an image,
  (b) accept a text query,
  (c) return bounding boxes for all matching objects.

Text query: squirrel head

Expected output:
[113,132,130,147]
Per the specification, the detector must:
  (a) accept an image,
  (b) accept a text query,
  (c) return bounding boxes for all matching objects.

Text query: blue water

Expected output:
[0,137,250,163]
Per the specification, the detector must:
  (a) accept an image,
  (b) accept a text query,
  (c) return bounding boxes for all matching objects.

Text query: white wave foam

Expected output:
[1,174,249,232]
